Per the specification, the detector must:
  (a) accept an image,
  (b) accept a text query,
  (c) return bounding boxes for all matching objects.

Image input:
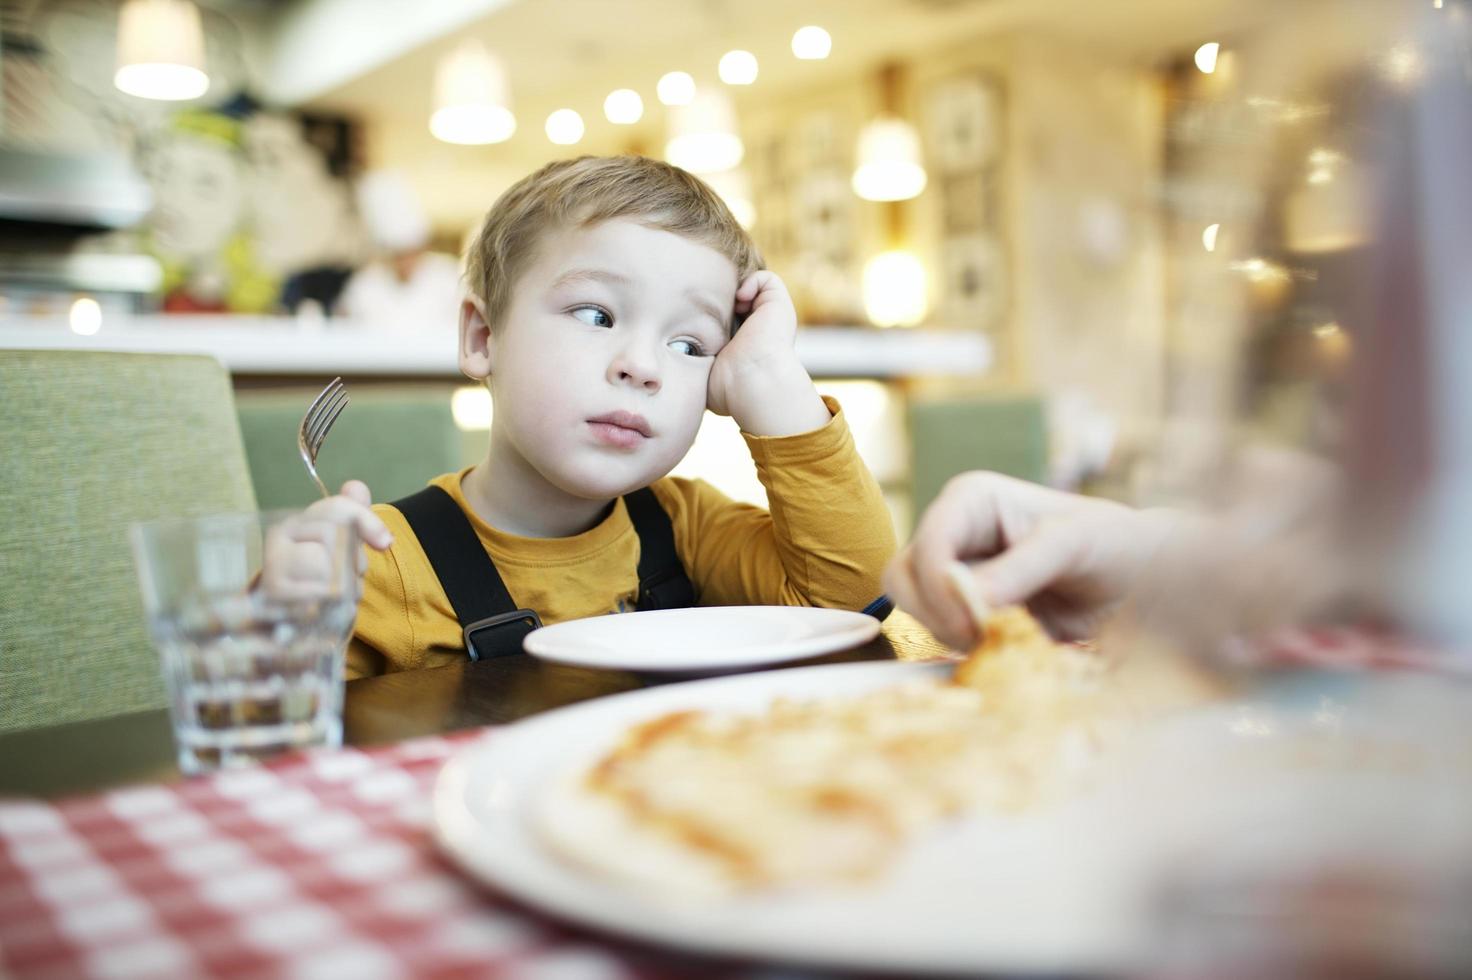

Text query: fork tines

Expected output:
[305,377,348,454]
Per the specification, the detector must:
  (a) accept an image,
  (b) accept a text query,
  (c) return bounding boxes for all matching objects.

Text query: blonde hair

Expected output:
[464,155,762,329]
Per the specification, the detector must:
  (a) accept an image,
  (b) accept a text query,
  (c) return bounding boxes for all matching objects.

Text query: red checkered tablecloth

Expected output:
[0,729,745,980]
[4,631,1459,979]
[1223,624,1466,674]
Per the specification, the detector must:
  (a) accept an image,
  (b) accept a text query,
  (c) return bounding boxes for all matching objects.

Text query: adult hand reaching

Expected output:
[883,471,1177,649]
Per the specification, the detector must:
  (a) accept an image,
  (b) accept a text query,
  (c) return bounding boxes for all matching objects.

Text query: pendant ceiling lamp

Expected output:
[852,64,927,202]
[431,40,515,145]
[665,88,744,174]
[863,250,927,327]
[114,0,210,101]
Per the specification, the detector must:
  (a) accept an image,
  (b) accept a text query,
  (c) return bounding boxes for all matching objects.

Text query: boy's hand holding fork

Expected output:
[260,481,393,602]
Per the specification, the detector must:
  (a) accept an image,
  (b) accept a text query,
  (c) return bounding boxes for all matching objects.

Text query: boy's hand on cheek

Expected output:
[707,271,831,437]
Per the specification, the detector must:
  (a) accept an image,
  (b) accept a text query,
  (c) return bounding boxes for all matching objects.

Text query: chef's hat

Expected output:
[356,170,430,253]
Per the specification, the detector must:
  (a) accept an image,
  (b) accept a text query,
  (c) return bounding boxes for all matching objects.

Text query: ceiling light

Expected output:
[114,0,209,101]
[791,26,832,60]
[718,50,758,85]
[430,40,515,145]
[665,89,743,173]
[1194,42,1220,74]
[657,71,695,106]
[603,89,643,124]
[545,109,584,145]
[852,118,927,201]
[853,64,927,203]
[69,297,102,336]
[1202,223,1220,252]
[863,251,927,327]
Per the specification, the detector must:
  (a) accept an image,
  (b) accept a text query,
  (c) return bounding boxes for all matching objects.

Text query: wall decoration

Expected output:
[940,172,991,234]
[793,170,854,262]
[940,232,1006,330]
[790,169,862,323]
[751,134,794,259]
[923,73,1007,332]
[924,74,1003,175]
[130,101,363,313]
[4,2,366,314]
[795,110,846,172]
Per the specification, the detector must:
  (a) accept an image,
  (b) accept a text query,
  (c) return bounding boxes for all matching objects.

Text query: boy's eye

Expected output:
[571,305,612,327]
[668,339,707,357]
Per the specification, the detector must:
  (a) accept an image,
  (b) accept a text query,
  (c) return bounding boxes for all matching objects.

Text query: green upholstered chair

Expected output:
[234,384,465,510]
[0,350,257,734]
[908,394,1049,520]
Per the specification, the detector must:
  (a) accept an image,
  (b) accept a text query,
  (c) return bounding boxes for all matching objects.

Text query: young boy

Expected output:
[286,155,896,677]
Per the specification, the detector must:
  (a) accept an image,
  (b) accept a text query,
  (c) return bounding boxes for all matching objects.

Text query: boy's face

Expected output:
[472,218,738,501]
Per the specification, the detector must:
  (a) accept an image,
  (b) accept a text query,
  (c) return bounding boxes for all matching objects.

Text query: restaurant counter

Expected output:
[0,315,992,380]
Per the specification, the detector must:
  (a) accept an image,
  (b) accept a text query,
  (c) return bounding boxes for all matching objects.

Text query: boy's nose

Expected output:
[608,342,661,393]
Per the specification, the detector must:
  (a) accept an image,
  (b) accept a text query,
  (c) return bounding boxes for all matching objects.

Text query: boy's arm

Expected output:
[349,507,422,676]
[346,637,388,679]
[670,399,896,610]
[694,271,895,608]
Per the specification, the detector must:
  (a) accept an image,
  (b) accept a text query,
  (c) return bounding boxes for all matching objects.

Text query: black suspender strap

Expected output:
[390,485,697,662]
[390,486,540,661]
[623,487,696,611]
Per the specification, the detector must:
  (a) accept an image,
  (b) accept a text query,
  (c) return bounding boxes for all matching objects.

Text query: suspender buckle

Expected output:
[637,566,697,611]
[463,609,543,661]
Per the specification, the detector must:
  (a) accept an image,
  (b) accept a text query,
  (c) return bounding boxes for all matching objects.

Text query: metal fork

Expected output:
[297,377,348,498]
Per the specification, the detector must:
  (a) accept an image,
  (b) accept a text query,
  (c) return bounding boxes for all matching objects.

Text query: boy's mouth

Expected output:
[587,411,652,448]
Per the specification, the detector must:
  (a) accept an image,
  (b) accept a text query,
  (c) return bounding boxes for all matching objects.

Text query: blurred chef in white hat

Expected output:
[336,170,463,328]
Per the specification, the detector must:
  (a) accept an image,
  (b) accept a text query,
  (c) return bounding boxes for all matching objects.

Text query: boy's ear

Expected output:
[458,296,493,380]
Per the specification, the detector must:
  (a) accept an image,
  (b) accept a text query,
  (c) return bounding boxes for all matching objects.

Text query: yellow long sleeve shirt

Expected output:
[348,398,896,677]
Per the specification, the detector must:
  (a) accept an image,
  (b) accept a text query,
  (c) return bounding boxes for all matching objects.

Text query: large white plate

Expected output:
[521,605,881,672]
[432,661,1156,975]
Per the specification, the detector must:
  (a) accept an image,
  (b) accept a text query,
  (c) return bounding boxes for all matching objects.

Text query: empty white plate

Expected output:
[522,605,881,672]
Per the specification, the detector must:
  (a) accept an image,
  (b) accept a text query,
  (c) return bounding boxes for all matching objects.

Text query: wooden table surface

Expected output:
[0,612,951,799]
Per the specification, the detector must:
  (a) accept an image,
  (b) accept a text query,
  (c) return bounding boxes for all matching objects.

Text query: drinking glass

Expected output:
[129,510,357,774]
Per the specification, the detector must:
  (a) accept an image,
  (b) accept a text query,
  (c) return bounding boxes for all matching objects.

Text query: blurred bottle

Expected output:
[1127,3,1472,977]
[1341,5,1472,656]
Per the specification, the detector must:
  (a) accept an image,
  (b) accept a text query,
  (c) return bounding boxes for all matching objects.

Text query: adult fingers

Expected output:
[883,545,978,651]
[965,518,1086,612]
[906,474,1010,634]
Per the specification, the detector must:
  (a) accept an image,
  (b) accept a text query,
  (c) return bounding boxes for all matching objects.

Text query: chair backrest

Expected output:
[0,350,257,734]
[908,394,1049,519]
[235,384,465,509]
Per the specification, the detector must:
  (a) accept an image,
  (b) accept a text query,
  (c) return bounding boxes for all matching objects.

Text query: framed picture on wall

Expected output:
[941,232,1006,331]
[940,172,991,234]
[795,110,847,172]
[924,74,1003,175]
[794,170,854,265]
